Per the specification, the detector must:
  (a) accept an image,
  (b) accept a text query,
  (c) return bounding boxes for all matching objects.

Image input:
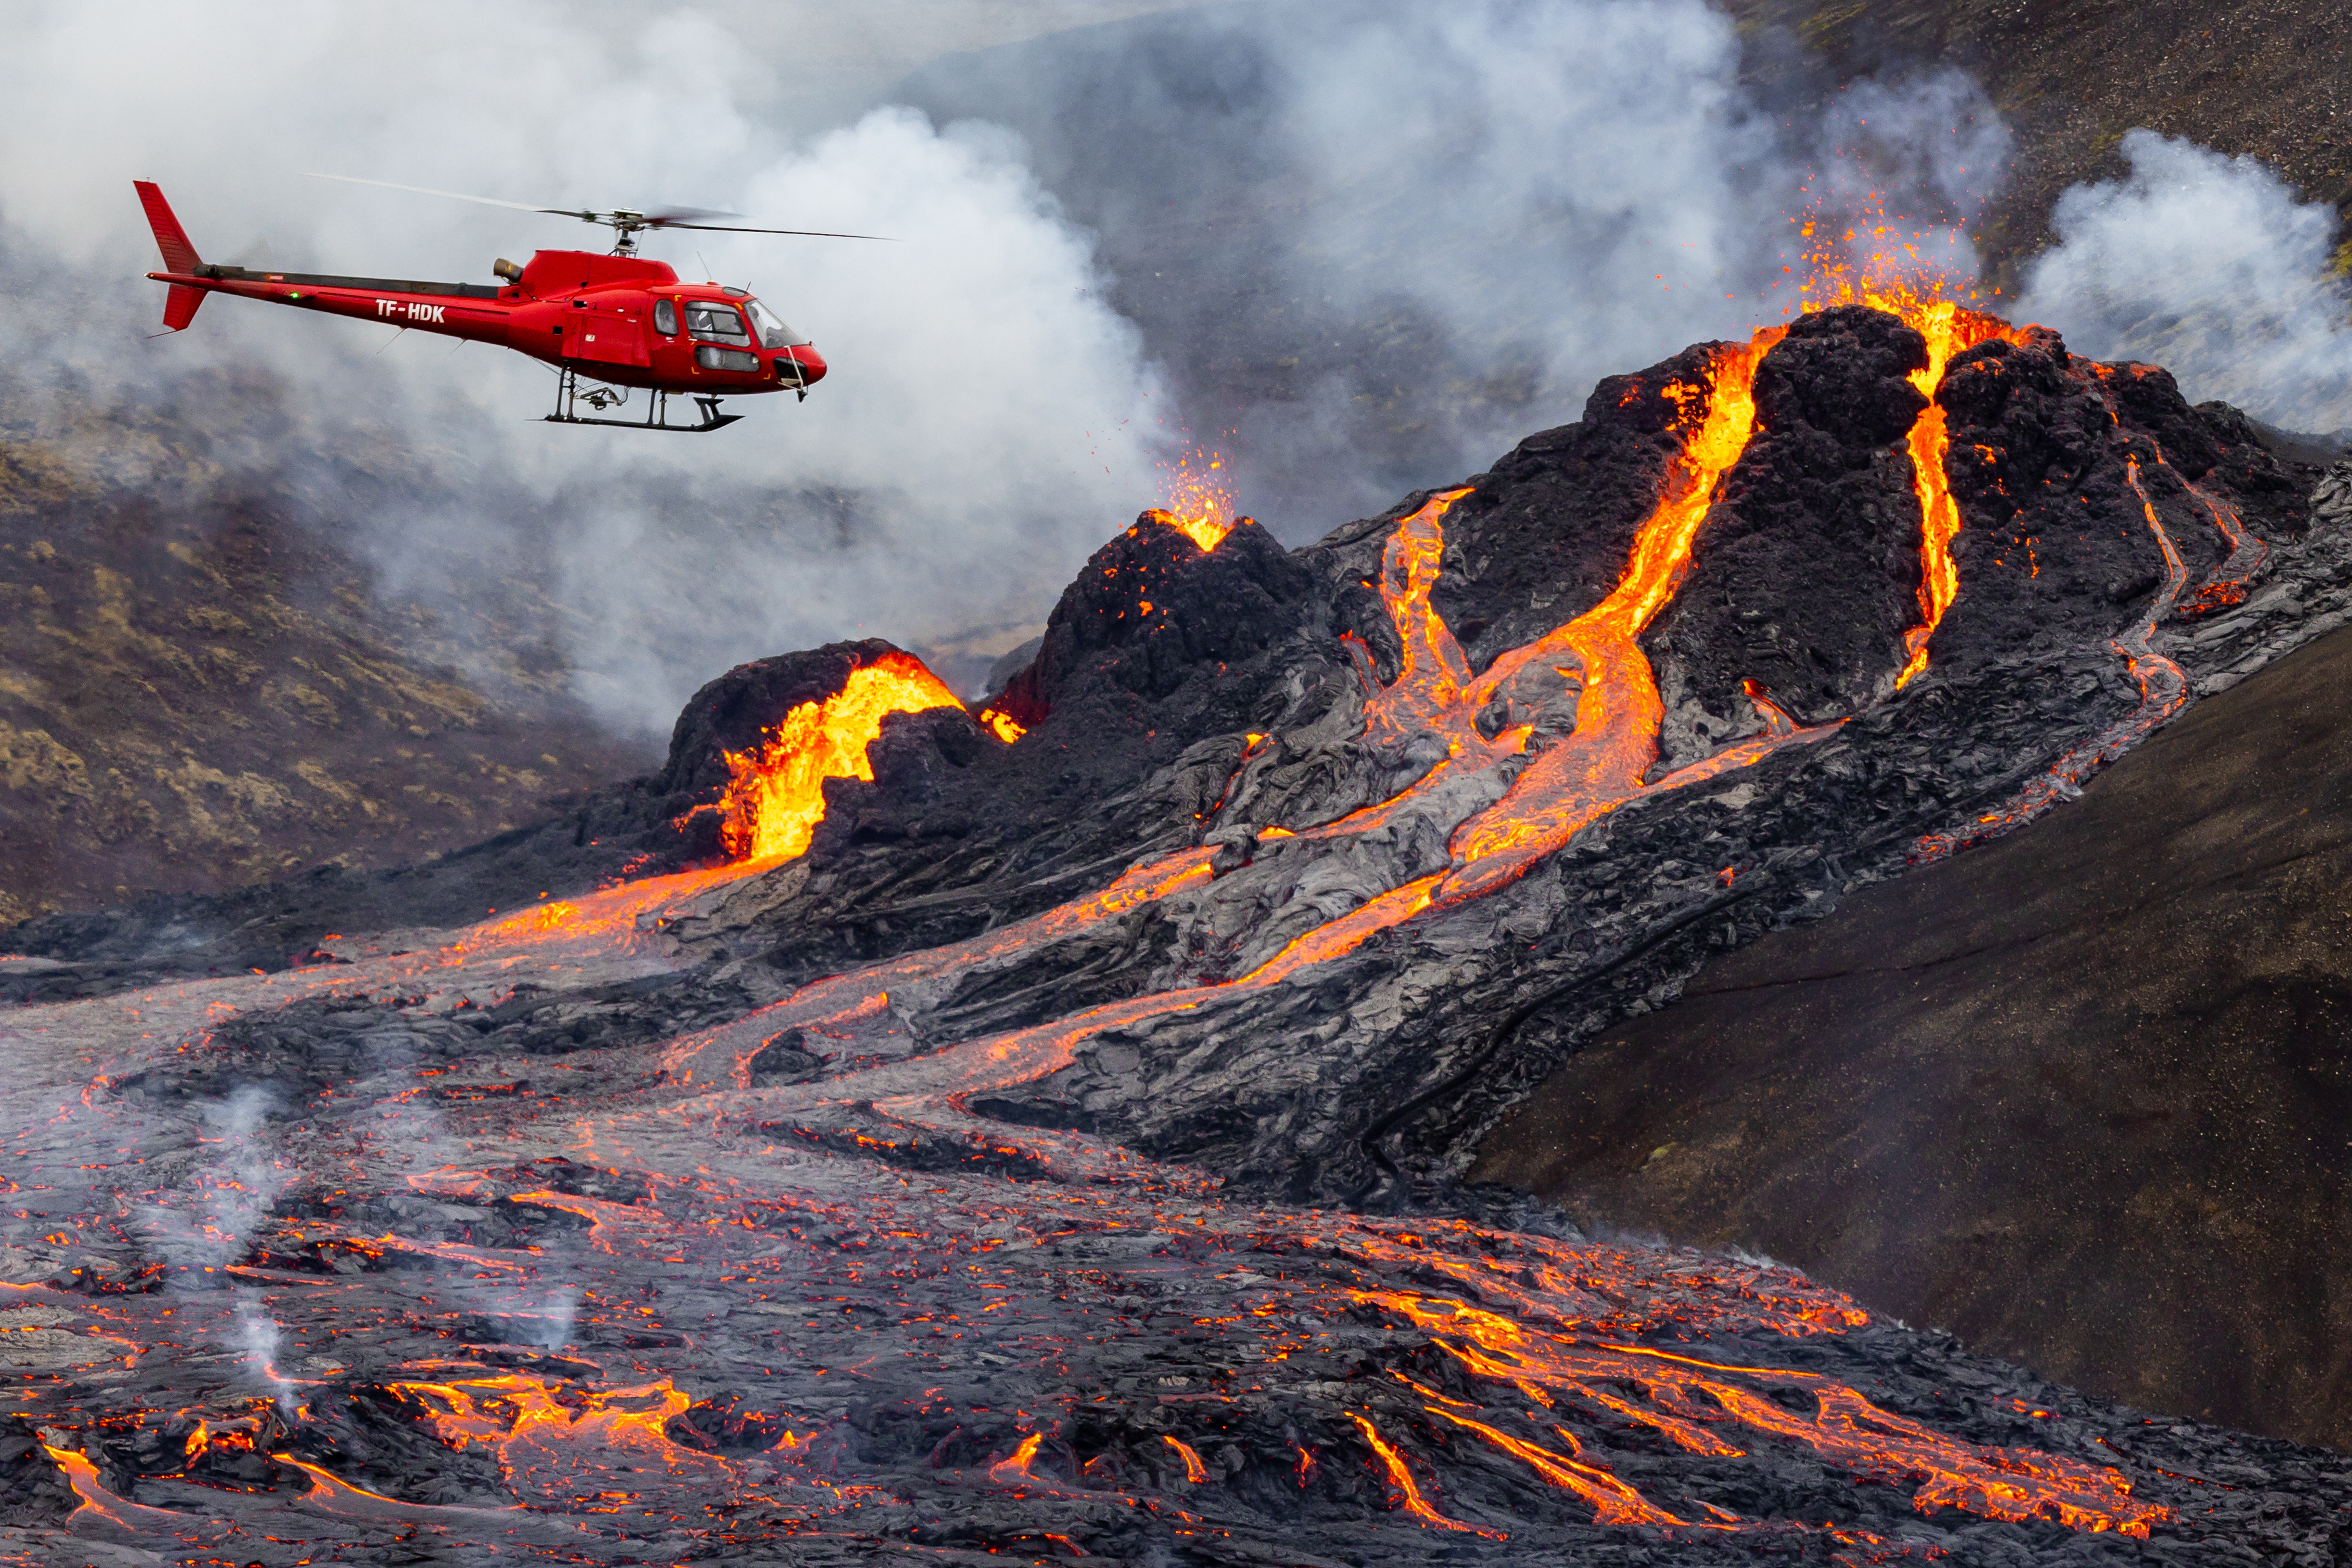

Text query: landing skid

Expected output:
[546,368,740,433]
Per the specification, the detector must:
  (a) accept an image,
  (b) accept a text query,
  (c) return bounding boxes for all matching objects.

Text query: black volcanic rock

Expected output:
[1929,329,2229,672]
[0,1417,74,1527]
[1430,343,1716,672]
[994,511,1314,721]
[1646,305,1933,758]
[2194,398,2324,538]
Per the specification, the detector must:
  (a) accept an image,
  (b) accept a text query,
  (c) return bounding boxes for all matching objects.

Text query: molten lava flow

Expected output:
[1439,334,1785,900]
[1354,489,1479,744]
[976,706,1025,743]
[1153,447,1237,551]
[1430,1409,1692,1528]
[1793,220,2019,686]
[1364,1291,2171,1538]
[1349,1413,1496,1537]
[1162,1434,1210,1482]
[1886,298,2018,686]
[717,651,965,863]
[990,1432,1045,1485]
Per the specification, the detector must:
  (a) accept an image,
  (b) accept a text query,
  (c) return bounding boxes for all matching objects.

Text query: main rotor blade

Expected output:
[304,172,595,221]
[656,220,897,241]
[639,207,740,226]
[304,174,893,240]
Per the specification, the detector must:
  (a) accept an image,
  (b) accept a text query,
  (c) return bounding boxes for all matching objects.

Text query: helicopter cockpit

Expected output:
[665,294,810,349]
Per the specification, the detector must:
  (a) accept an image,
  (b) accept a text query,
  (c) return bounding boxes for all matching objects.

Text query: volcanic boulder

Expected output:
[0,1417,74,1527]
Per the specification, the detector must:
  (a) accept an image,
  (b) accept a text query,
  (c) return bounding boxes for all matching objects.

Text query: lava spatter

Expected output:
[1155,446,1238,552]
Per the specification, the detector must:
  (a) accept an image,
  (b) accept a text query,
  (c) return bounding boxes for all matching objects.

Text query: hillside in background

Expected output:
[0,372,648,924]
[1722,0,2352,286]
[1475,587,2352,1451]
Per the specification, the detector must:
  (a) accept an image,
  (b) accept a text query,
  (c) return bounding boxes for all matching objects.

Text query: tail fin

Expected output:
[134,181,201,273]
[134,180,206,332]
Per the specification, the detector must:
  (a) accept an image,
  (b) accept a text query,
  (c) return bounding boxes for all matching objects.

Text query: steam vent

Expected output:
[9,303,2352,1564]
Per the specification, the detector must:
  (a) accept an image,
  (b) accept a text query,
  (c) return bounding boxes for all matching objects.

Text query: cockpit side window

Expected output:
[742,298,810,348]
[683,300,751,345]
[653,298,678,336]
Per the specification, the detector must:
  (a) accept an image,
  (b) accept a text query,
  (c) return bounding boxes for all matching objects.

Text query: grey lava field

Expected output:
[8,304,2352,1566]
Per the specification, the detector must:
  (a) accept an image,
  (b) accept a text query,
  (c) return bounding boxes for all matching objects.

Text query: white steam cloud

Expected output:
[907,1,2013,527]
[177,1087,288,1271]
[1278,7,2005,384]
[233,1297,297,1411]
[2016,129,2352,434]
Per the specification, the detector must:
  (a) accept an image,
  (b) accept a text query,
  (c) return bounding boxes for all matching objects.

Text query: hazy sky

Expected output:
[579,0,1221,128]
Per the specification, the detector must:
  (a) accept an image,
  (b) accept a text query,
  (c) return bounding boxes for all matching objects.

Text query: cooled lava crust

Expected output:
[7,306,2352,1564]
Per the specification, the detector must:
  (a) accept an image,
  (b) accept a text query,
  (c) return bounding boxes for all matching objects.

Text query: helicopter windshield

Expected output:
[684,299,751,346]
[742,298,810,348]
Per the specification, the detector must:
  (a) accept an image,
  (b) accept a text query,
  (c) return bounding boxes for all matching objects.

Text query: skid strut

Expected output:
[546,366,740,432]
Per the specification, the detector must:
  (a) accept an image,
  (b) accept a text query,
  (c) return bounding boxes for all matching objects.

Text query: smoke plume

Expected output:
[177,1087,288,1272]
[2015,129,2352,436]
[233,1298,297,1411]
[902,0,2010,530]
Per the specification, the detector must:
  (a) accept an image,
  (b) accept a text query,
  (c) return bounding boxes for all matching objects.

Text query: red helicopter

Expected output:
[135,176,885,432]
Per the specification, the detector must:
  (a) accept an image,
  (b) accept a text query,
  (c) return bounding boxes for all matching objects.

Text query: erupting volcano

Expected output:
[6,292,2350,1567]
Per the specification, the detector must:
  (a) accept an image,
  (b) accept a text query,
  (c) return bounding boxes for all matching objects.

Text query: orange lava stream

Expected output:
[43,1443,191,1531]
[990,1432,1046,1484]
[1884,298,2018,686]
[1362,1292,2169,1538]
[1162,1434,1211,1482]
[1349,1412,1499,1536]
[1436,333,1784,904]
[1430,1408,1693,1528]
[1359,489,1480,742]
[718,652,966,863]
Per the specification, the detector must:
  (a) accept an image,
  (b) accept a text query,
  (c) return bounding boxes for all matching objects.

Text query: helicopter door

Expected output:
[561,298,652,369]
